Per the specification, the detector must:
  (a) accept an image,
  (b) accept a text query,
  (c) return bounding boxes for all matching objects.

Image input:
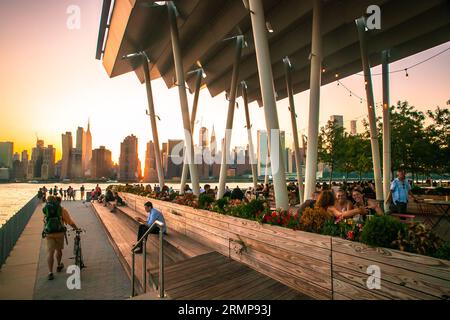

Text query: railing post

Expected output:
[131,252,135,297]
[159,227,164,298]
[142,238,147,293]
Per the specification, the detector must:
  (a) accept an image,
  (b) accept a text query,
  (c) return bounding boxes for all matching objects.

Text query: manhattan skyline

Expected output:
[0,0,449,166]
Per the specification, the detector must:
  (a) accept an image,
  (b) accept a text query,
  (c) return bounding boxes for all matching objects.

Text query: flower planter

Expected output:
[118,192,450,300]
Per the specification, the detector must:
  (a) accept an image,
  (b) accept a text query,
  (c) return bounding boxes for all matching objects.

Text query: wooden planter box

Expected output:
[118,192,450,300]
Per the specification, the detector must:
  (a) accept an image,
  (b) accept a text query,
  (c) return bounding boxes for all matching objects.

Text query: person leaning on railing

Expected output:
[133,201,167,254]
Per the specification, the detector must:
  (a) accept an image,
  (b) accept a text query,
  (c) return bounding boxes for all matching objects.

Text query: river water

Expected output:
[0,181,255,226]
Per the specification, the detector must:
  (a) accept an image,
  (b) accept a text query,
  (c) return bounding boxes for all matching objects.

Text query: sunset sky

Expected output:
[0,0,449,166]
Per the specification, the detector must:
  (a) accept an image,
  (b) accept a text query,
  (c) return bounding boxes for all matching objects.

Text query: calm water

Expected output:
[0,181,255,226]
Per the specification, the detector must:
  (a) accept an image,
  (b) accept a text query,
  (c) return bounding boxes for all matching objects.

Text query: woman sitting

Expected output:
[328,188,368,223]
[351,187,383,218]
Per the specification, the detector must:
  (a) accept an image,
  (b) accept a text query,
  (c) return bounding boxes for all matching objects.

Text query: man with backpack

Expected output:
[42,196,78,280]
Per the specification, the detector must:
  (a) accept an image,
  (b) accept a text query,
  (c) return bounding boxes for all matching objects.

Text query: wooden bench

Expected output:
[116,204,213,259]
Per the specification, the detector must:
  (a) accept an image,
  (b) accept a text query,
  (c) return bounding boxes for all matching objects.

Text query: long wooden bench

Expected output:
[115,204,214,259]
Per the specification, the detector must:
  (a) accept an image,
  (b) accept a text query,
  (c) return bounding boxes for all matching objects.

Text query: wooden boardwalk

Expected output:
[92,202,312,300]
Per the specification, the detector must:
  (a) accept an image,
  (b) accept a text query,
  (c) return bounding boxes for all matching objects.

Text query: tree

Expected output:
[318,120,345,183]
[425,107,450,174]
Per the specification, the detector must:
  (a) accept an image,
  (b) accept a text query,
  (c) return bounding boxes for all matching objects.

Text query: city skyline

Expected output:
[0,1,449,174]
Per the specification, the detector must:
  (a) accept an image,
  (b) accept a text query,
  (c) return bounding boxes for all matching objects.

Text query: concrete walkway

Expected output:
[0,201,131,300]
[33,201,130,299]
[0,203,43,299]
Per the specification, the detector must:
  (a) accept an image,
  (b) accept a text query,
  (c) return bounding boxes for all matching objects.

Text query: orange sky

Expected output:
[1,0,449,166]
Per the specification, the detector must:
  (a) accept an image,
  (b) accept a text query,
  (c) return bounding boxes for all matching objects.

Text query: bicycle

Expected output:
[67,228,86,271]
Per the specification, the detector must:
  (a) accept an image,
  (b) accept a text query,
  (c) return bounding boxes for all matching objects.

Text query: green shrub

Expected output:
[360,215,406,249]
[433,241,450,261]
[393,223,443,256]
[198,193,215,210]
[212,198,229,213]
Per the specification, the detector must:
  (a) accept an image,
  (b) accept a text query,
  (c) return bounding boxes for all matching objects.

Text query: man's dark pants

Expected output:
[390,201,408,214]
[136,224,160,251]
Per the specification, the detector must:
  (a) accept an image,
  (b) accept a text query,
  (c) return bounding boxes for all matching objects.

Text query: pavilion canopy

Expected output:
[97,0,450,104]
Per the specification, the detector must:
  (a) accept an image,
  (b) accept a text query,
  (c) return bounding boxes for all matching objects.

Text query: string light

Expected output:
[354,47,449,76]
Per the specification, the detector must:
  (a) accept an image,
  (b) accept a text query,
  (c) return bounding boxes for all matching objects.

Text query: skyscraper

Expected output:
[91,146,112,179]
[165,139,184,179]
[210,125,217,157]
[144,141,158,182]
[350,120,357,135]
[257,130,269,177]
[257,130,286,176]
[199,127,209,149]
[0,142,14,168]
[84,119,93,176]
[21,150,29,178]
[27,140,44,179]
[76,126,86,175]
[61,132,73,179]
[41,145,56,180]
[330,115,344,128]
[119,135,140,182]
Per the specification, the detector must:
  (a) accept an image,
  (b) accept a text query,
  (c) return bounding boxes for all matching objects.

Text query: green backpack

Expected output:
[43,202,66,235]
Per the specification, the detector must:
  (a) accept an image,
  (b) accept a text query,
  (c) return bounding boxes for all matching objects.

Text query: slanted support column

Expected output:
[356,17,383,202]
[248,0,289,210]
[241,81,258,191]
[142,54,165,188]
[217,36,243,199]
[382,50,391,212]
[283,57,304,204]
[304,0,322,201]
[180,70,202,195]
[167,1,200,195]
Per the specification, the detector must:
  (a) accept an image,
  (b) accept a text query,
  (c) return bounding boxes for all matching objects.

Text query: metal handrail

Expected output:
[131,220,165,298]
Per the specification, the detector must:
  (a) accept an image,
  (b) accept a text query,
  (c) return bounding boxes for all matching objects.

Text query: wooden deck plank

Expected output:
[332,251,450,299]
[332,237,450,280]
[332,265,437,300]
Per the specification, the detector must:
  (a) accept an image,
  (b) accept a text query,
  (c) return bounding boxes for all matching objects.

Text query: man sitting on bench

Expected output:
[133,201,167,254]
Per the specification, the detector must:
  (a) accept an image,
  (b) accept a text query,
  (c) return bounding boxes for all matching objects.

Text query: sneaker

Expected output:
[57,263,64,272]
[48,273,54,280]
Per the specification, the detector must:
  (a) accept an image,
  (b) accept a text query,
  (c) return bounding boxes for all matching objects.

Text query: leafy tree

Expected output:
[318,120,345,183]
[425,107,450,174]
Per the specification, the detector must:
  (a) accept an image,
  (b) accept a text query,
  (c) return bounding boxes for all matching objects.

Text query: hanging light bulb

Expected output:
[335,73,339,78]
[405,68,409,77]
[360,99,363,104]
[322,67,326,73]
[349,92,352,97]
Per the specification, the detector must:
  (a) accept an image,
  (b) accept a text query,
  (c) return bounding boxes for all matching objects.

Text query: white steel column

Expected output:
[180,70,202,194]
[382,50,391,211]
[304,0,322,201]
[142,55,165,188]
[242,82,258,191]
[217,36,243,199]
[284,57,304,204]
[248,0,289,209]
[356,17,383,202]
[167,1,200,195]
